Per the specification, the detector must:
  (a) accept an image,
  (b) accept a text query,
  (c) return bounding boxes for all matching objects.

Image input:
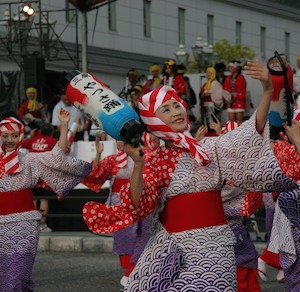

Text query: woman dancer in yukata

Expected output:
[267,118,300,291]
[83,61,299,292]
[83,132,159,289]
[0,109,91,292]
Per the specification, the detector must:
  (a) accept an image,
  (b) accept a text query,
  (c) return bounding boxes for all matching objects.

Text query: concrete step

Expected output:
[38,231,267,254]
[38,232,114,253]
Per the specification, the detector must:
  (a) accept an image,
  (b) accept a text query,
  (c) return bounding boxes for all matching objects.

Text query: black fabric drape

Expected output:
[0,71,20,115]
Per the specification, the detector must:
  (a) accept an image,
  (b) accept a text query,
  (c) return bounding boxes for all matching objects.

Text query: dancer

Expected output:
[83,61,298,291]
[268,118,300,291]
[0,109,91,292]
[83,133,158,289]
[198,115,262,292]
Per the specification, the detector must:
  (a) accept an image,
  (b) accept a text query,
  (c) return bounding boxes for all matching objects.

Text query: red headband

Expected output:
[0,117,25,174]
[138,86,210,165]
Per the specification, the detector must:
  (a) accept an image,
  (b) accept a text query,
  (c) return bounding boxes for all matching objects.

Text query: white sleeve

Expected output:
[51,104,61,126]
[210,80,223,107]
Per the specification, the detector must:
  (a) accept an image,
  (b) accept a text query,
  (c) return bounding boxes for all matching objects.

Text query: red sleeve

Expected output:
[173,75,187,95]
[222,76,231,92]
[46,137,58,150]
[241,191,263,216]
[82,148,180,234]
[17,101,29,117]
[273,140,300,182]
[82,154,118,193]
[21,138,31,149]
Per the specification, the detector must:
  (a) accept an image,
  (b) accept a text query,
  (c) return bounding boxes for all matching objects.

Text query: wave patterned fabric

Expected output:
[0,214,40,291]
[278,189,300,229]
[125,226,237,292]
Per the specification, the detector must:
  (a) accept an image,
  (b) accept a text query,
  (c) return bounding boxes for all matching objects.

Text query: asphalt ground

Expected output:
[32,251,286,292]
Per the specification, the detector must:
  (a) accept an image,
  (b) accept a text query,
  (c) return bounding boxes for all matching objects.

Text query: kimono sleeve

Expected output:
[273,140,300,182]
[215,112,298,192]
[82,148,175,234]
[28,144,92,199]
[82,154,118,193]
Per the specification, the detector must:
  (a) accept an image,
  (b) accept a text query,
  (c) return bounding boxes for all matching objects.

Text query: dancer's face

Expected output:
[1,130,20,152]
[155,99,187,132]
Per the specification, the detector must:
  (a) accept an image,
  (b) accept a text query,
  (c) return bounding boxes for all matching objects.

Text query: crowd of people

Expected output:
[1,54,300,292]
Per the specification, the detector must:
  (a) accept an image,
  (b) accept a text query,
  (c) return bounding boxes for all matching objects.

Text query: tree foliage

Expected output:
[213,40,256,65]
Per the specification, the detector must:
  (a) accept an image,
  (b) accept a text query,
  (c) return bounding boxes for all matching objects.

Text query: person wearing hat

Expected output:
[142,63,162,94]
[129,85,144,115]
[162,59,177,86]
[17,87,50,131]
[173,64,196,122]
[199,67,223,130]
[119,68,144,102]
[0,109,91,292]
[82,61,300,291]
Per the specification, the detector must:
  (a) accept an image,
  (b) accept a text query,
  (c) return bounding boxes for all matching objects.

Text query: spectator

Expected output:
[214,62,227,85]
[199,67,223,130]
[119,68,145,101]
[129,85,144,115]
[51,88,85,141]
[17,87,50,132]
[162,59,177,86]
[142,63,162,94]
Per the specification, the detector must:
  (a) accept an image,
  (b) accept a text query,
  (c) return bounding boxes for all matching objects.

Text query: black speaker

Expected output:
[23,57,45,88]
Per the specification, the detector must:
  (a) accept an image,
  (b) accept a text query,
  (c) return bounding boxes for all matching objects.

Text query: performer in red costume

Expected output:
[223,60,247,124]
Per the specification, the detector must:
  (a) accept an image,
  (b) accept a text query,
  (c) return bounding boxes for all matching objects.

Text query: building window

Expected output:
[207,14,214,45]
[260,26,266,60]
[143,0,151,37]
[65,1,76,23]
[285,32,290,60]
[178,8,185,44]
[108,1,117,31]
[236,21,242,45]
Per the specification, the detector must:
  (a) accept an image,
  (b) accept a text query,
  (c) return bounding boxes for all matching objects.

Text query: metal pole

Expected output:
[81,11,88,72]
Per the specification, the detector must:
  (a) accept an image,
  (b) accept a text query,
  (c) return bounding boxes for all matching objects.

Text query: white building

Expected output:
[0,0,299,112]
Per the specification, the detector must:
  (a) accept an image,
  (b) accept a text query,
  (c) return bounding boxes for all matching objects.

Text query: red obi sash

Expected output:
[160,191,227,233]
[112,178,130,193]
[0,189,36,215]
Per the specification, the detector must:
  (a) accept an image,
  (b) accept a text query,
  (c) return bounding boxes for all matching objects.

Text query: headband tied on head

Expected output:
[116,151,127,169]
[138,86,210,166]
[228,62,240,68]
[0,117,25,175]
[221,120,239,134]
[141,132,158,150]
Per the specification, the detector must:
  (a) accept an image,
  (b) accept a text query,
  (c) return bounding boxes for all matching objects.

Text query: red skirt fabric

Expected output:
[260,248,281,270]
[237,267,261,292]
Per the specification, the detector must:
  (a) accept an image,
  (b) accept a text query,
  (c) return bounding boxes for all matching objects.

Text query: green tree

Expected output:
[213,40,256,65]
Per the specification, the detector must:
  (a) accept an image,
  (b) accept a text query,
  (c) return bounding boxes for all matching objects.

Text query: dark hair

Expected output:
[229,60,242,75]
[0,111,23,124]
[214,62,226,72]
[40,123,54,136]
